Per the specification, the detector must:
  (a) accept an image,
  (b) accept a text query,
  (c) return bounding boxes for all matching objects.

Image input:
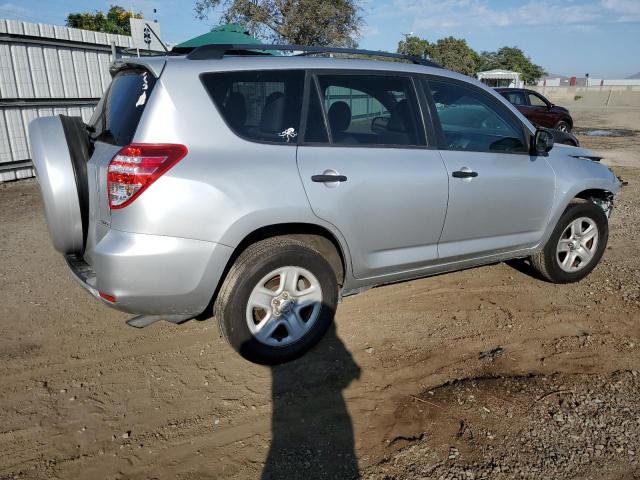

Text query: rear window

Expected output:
[201,70,304,144]
[89,69,156,146]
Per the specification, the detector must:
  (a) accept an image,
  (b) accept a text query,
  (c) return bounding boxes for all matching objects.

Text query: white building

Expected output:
[477,69,523,88]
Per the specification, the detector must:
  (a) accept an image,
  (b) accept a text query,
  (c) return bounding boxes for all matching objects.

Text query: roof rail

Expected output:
[185,43,441,68]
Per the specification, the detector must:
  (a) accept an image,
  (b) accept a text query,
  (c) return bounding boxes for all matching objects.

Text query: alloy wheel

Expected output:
[245,266,323,347]
[556,217,599,272]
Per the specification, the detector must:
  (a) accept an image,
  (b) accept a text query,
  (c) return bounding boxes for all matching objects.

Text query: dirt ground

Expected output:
[1,107,639,480]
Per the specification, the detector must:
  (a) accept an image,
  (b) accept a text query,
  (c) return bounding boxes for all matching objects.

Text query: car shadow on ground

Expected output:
[505,258,547,281]
[258,323,361,480]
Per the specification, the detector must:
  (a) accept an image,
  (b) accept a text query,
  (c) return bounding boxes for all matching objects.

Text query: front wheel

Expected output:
[530,201,608,283]
[214,237,338,364]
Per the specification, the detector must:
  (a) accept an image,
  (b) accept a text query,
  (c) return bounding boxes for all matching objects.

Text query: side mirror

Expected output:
[531,128,554,156]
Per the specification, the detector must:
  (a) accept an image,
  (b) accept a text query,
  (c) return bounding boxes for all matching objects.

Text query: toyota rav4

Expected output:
[29,45,621,364]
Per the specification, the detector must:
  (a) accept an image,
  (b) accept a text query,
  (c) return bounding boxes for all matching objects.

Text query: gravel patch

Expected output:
[365,371,640,479]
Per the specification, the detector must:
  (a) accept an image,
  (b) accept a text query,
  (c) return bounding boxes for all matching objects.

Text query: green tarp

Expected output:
[175,23,261,49]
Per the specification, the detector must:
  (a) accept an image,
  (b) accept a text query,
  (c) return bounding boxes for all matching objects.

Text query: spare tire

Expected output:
[29,115,91,254]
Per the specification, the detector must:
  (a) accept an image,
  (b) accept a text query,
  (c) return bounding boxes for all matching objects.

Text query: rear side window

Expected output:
[312,74,425,147]
[202,70,304,144]
[304,82,330,143]
[89,69,156,146]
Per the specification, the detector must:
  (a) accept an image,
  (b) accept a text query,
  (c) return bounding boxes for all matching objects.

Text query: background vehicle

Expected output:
[548,128,580,147]
[496,87,574,132]
[29,45,620,364]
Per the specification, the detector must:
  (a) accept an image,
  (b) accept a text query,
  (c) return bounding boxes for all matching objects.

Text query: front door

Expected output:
[424,78,556,260]
[523,91,554,128]
[297,72,449,279]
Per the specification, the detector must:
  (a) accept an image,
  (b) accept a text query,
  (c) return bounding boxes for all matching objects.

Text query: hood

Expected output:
[552,143,602,161]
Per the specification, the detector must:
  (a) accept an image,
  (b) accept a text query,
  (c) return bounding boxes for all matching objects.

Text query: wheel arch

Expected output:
[233,223,347,285]
[558,116,573,129]
[201,222,350,319]
[539,185,615,249]
[573,188,614,202]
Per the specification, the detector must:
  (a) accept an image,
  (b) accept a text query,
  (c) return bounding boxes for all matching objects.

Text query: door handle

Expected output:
[452,170,478,179]
[312,174,347,183]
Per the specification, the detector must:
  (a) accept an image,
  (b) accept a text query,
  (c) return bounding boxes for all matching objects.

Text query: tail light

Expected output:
[99,291,116,303]
[107,143,188,209]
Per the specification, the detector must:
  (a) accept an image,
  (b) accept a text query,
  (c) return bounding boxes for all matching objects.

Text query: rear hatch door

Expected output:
[86,65,159,230]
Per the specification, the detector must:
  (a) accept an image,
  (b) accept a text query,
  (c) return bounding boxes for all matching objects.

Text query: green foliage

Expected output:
[398,36,545,83]
[194,0,362,47]
[398,35,477,76]
[478,47,546,84]
[429,37,477,76]
[397,35,430,59]
[66,5,142,35]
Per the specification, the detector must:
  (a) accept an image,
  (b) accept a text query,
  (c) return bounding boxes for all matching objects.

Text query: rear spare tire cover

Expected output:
[29,115,90,254]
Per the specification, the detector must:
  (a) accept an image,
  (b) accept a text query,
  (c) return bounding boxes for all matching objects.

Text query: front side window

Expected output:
[427,80,528,153]
[311,74,425,147]
[528,92,548,107]
[201,70,304,144]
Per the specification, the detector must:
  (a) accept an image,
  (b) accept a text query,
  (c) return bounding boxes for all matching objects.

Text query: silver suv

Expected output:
[29,45,621,364]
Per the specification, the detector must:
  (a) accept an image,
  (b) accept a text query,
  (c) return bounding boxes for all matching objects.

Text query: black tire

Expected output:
[555,120,571,133]
[530,201,608,283]
[214,237,338,364]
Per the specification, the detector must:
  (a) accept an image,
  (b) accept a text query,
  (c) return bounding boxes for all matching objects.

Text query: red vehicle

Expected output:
[496,88,573,132]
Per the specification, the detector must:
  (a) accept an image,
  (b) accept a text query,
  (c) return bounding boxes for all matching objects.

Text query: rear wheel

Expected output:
[214,237,338,364]
[530,201,608,283]
[556,120,571,133]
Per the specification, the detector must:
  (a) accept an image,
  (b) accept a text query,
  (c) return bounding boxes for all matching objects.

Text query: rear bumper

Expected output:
[66,229,233,316]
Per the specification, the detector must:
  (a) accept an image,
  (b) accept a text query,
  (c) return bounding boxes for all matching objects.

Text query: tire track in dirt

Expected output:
[1,159,639,478]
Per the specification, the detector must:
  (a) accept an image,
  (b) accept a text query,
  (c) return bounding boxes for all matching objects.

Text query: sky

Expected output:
[3,0,640,78]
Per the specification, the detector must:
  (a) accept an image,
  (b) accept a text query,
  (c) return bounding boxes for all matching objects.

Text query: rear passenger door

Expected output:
[423,78,555,260]
[296,71,449,279]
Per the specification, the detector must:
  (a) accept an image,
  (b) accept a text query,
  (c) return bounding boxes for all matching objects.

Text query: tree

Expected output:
[397,35,545,83]
[398,35,477,76]
[194,0,362,46]
[66,5,142,35]
[479,47,545,84]
[397,35,431,59]
[429,37,477,76]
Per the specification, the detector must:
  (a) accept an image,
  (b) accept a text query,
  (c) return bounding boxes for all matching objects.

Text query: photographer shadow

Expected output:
[260,323,361,480]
